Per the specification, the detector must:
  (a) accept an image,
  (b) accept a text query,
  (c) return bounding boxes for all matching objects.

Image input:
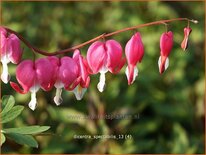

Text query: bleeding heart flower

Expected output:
[87,40,125,92]
[181,27,192,51]
[48,56,81,105]
[10,58,55,110]
[0,27,22,83]
[72,49,90,100]
[125,32,144,85]
[158,31,173,74]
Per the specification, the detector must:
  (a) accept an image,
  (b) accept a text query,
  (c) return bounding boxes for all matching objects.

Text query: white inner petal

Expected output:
[54,81,64,106]
[158,56,169,72]
[73,85,87,100]
[28,85,40,111]
[97,66,108,92]
[125,66,129,82]
[1,61,10,84]
[1,55,11,84]
[125,66,138,84]
[97,72,106,92]
[165,57,169,71]
[54,88,63,106]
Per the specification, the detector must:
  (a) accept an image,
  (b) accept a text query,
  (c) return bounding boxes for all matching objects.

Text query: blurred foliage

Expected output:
[1,95,50,148]
[1,1,205,154]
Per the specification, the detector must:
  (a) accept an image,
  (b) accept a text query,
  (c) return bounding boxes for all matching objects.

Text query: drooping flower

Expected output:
[72,49,90,100]
[0,27,22,83]
[48,56,81,105]
[158,31,173,74]
[125,32,144,85]
[87,40,125,92]
[181,27,192,51]
[10,58,55,110]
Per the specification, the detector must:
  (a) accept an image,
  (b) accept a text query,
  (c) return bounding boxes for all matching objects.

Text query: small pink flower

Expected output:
[72,49,90,100]
[87,40,125,92]
[181,27,192,51]
[0,27,22,83]
[48,56,81,105]
[158,31,173,74]
[10,58,55,110]
[125,32,144,85]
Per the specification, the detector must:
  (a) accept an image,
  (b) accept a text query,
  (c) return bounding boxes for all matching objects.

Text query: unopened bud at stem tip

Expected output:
[191,19,198,24]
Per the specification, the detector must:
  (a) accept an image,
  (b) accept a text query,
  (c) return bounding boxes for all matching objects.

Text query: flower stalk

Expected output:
[2,18,198,56]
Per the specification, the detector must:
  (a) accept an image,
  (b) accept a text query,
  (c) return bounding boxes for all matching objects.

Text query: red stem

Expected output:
[2,18,195,56]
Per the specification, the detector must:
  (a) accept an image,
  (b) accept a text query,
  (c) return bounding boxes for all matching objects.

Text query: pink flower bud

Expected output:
[158,31,173,74]
[73,50,90,100]
[181,27,192,51]
[87,40,125,92]
[125,32,144,85]
[10,58,56,110]
[0,27,22,84]
[48,56,81,105]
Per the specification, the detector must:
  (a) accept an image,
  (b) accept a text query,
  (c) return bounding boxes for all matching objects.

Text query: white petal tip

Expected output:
[28,91,37,111]
[1,74,10,84]
[54,96,63,106]
[73,86,87,100]
[54,88,63,106]
[97,83,105,92]
[28,101,37,111]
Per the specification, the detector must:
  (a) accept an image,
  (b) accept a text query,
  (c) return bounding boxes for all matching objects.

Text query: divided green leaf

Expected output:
[4,126,50,135]
[1,106,24,124]
[1,95,15,115]
[6,132,38,148]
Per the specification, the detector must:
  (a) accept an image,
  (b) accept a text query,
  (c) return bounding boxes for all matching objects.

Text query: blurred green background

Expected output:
[1,1,205,154]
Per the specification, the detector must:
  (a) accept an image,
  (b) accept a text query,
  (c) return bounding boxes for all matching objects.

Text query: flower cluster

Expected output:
[0,26,192,110]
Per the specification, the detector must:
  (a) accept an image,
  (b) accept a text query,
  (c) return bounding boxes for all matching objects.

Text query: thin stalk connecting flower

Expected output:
[2,18,197,56]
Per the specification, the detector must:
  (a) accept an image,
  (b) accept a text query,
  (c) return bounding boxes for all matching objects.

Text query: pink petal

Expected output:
[13,60,36,93]
[73,49,80,61]
[125,32,144,66]
[110,58,126,74]
[47,56,60,85]
[10,82,28,94]
[7,34,22,64]
[35,58,56,91]
[86,41,107,74]
[0,28,7,57]
[160,31,173,57]
[127,65,135,85]
[59,57,80,89]
[159,55,167,74]
[106,39,124,73]
[65,76,81,91]
[181,27,192,51]
[79,56,90,88]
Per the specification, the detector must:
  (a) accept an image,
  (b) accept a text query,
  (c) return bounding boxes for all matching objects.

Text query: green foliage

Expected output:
[1,105,24,124]
[1,95,50,148]
[6,133,38,148]
[4,126,50,135]
[1,1,205,154]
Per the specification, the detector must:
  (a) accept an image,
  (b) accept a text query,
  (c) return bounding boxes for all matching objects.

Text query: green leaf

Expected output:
[1,133,6,146]
[4,126,50,135]
[1,106,24,124]
[1,95,15,115]
[6,132,38,148]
